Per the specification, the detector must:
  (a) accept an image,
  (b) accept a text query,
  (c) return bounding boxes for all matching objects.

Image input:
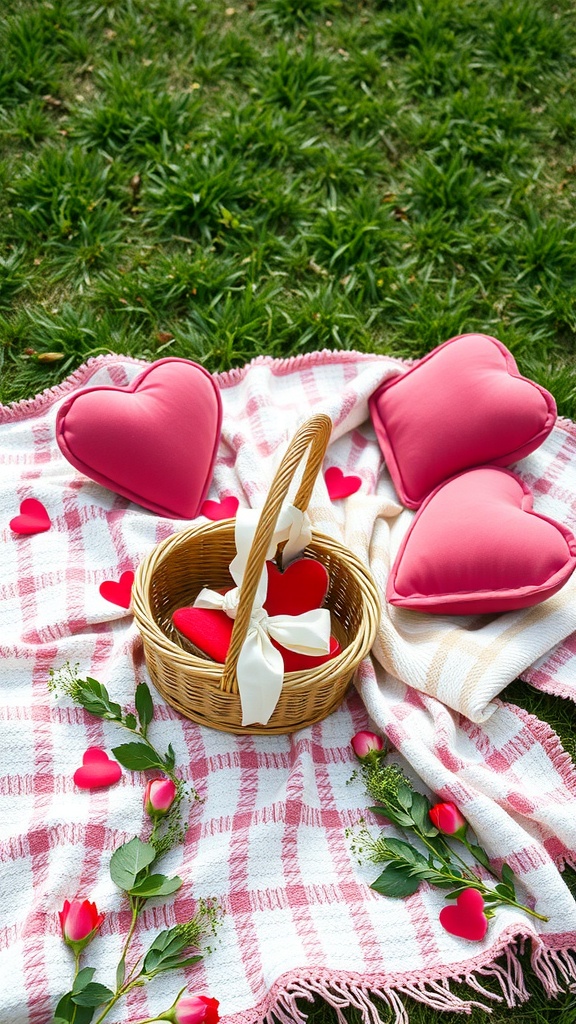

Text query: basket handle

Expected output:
[221,413,332,694]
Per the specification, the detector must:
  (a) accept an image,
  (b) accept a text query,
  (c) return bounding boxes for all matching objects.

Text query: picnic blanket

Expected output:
[1,349,576,1024]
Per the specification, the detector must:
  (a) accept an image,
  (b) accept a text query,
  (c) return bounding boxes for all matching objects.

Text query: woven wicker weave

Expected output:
[131,414,381,734]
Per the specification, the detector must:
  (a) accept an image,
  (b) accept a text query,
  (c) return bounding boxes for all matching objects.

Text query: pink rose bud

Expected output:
[173,994,220,1024]
[59,899,104,952]
[351,730,385,761]
[144,777,177,819]
[429,802,467,838]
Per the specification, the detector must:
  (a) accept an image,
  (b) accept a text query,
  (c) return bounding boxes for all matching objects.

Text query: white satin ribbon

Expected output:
[194,504,331,726]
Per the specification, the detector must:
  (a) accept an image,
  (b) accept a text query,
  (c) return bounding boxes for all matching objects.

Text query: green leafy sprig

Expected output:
[49,664,220,1024]
[49,664,181,781]
[350,751,548,925]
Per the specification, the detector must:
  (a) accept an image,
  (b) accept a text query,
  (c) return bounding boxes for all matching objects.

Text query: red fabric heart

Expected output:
[172,558,341,669]
[55,358,222,519]
[325,467,362,500]
[99,571,135,609]
[369,333,556,509]
[387,467,576,615]
[201,496,240,520]
[265,558,330,615]
[9,498,51,535]
[73,747,122,789]
[439,888,488,941]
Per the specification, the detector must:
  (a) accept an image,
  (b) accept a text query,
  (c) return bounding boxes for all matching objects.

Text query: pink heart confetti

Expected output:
[325,467,362,500]
[201,495,240,520]
[9,498,51,535]
[439,888,489,941]
[73,747,122,790]
[99,570,135,609]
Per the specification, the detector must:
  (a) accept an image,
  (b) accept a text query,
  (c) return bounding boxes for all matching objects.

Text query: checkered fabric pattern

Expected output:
[1,351,576,1024]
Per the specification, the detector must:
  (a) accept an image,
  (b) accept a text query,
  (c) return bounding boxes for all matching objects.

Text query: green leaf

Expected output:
[72,983,114,1008]
[367,805,414,827]
[501,862,517,894]
[371,864,422,899]
[129,873,183,898]
[143,926,188,973]
[116,957,126,990]
[72,1007,96,1024]
[468,843,491,870]
[396,783,413,812]
[409,792,437,835]
[110,836,156,891]
[495,883,514,900]
[77,678,122,720]
[124,713,137,730]
[170,953,201,970]
[111,742,165,771]
[165,742,176,770]
[53,993,74,1023]
[425,834,452,860]
[148,953,202,976]
[434,877,466,890]
[135,682,154,732]
[143,925,203,975]
[72,968,96,995]
[383,838,429,869]
[144,927,187,970]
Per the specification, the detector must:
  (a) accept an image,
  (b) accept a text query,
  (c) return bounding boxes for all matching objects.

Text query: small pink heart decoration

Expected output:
[201,496,240,520]
[325,467,362,500]
[9,498,51,535]
[73,747,122,790]
[99,571,135,609]
[439,888,488,941]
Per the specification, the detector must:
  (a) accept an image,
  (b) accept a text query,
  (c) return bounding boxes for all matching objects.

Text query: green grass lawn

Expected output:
[1,0,576,1021]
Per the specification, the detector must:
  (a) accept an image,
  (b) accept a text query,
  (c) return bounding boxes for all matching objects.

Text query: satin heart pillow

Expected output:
[387,467,576,615]
[369,334,557,509]
[56,358,222,518]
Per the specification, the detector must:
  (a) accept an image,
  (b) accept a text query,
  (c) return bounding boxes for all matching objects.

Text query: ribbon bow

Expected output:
[193,504,331,726]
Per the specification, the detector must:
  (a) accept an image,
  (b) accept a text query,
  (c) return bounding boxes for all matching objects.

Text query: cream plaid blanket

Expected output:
[1,350,576,1024]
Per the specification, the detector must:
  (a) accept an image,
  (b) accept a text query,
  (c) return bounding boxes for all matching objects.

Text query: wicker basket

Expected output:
[131,414,381,735]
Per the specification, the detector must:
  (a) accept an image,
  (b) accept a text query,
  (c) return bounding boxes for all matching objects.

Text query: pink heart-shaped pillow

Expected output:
[369,334,556,509]
[172,558,341,670]
[56,358,222,519]
[387,467,576,615]
[439,888,488,941]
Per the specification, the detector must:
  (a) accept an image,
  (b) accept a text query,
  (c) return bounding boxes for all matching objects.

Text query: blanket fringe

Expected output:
[263,939,576,1024]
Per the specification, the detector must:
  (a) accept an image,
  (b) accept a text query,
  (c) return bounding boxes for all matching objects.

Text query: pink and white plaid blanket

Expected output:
[1,350,576,1024]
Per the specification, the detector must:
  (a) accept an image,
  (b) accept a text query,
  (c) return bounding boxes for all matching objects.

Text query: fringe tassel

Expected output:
[263,939,576,1024]
[531,945,576,997]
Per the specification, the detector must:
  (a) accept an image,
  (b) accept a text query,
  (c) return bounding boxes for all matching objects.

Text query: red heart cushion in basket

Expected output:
[173,558,341,670]
[56,358,222,519]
